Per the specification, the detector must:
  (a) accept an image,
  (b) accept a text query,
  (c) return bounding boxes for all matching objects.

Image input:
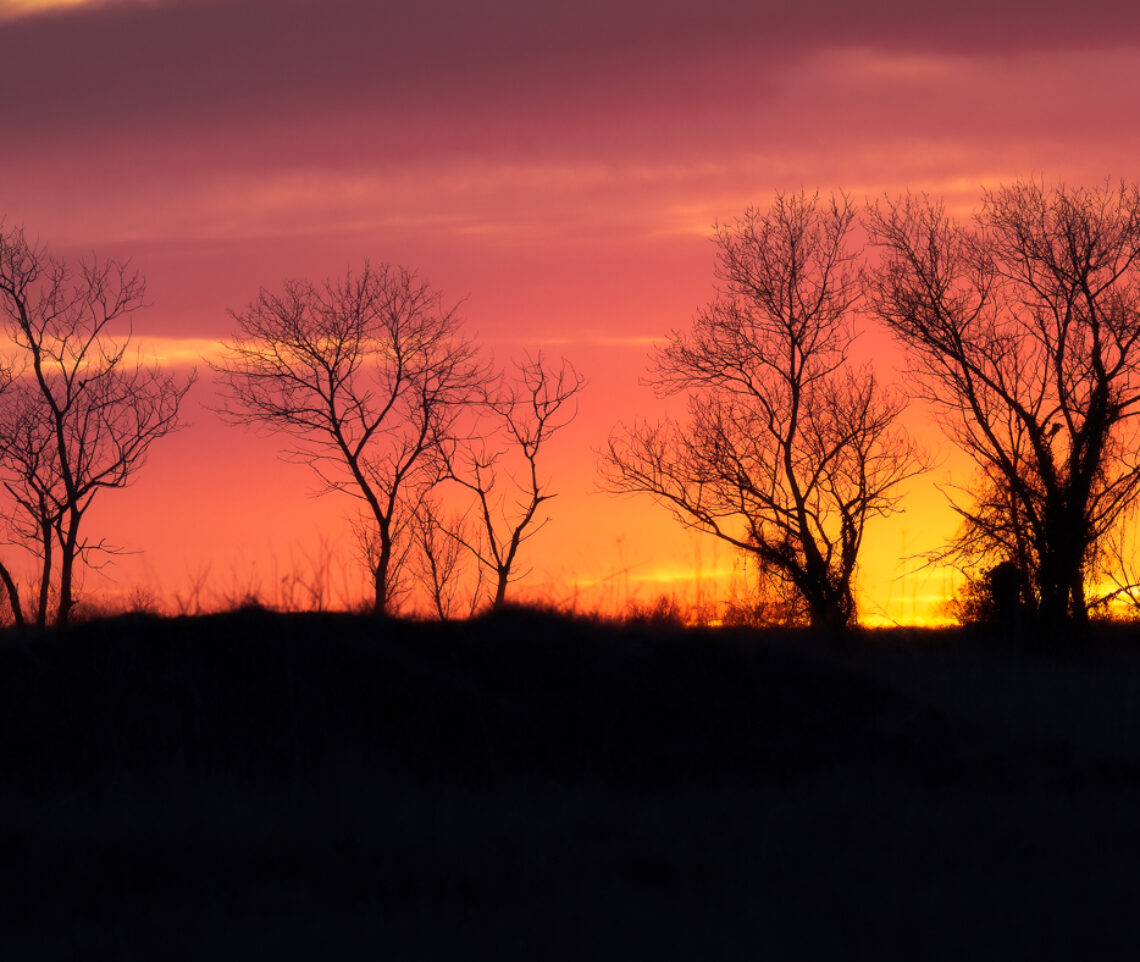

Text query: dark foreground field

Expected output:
[3,608,1140,959]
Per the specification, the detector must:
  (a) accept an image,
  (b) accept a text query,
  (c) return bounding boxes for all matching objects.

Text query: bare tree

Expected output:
[0,387,53,626]
[410,496,483,620]
[436,354,583,609]
[0,225,194,627]
[602,192,921,630]
[867,180,1140,628]
[213,263,482,615]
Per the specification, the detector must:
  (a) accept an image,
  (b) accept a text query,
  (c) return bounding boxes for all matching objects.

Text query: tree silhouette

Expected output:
[409,495,482,620]
[0,225,194,627]
[602,193,920,630]
[438,353,583,609]
[214,263,482,615]
[867,180,1140,628]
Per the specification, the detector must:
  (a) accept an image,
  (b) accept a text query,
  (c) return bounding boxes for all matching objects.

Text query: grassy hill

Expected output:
[3,607,1140,959]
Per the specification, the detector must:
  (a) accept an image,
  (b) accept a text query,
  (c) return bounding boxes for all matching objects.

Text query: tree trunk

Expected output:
[805,584,853,633]
[57,535,77,628]
[0,561,24,628]
[808,601,849,634]
[1035,565,1067,629]
[36,519,52,630]
[372,572,386,615]
[492,570,509,609]
[1070,573,1088,626]
[372,528,392,616]
[1036,511,1089,632]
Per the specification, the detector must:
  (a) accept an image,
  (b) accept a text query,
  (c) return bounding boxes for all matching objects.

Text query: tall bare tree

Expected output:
[867,180,1140,627]
[602,192,920,630]
[438,353,583,609]
[0,225,194,627]
[214,263,482,615]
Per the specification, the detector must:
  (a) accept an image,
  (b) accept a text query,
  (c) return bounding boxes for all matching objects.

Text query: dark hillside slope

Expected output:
[2,609,1140,959]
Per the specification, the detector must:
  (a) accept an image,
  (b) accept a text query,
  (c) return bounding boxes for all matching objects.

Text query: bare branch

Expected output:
[0,224,194,626]
[439,353,585,608]
[867,180,1140,628]
[603,192,923,630]
[212,262,483,614]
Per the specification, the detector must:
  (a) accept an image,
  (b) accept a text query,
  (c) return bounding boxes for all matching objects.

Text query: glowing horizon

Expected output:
[0,0,90,18]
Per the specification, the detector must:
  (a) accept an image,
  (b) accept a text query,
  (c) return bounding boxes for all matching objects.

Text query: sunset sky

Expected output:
[2,0,1140,623]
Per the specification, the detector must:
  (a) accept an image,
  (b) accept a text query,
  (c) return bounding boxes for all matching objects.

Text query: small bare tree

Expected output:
[213,263,482,615]
[0,225,194,627]
[438,354,584,609]
[602,192,921,630]
[867,180,1140,627]
[410,496,483,620]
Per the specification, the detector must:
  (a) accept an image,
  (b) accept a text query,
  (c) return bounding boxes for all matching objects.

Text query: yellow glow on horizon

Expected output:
[860,611,959,629]
[568,560,960,627]
[0,0,94,19]
[631,566,736,585]
[0,335,220,370]
[132,336,224,366]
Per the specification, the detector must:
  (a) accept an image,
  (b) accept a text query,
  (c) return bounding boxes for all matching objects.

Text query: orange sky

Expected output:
[3,0,1140,623]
